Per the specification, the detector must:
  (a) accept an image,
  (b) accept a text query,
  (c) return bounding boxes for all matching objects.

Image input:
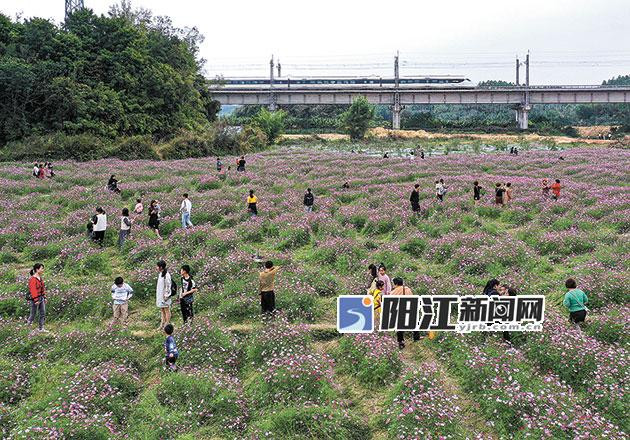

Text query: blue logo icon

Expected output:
[337,295,374,333]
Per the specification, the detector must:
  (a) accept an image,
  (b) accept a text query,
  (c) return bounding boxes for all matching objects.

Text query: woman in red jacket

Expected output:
[27,263,47,332]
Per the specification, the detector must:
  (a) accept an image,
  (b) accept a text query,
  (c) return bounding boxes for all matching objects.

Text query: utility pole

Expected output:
[392,51,403,130]
[515,55,520,86]
[65,0,85,22]
[269,55,277,111]
[517,51,531,130]
[277,59,281,78]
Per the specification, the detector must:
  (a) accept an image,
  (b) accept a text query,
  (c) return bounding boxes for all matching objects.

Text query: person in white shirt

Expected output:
[111,277,133,327]
[118,208,132,248]
[92,207,107,247]
[180,193,193,229]
[435,179,447,202]
[32,163,39,177]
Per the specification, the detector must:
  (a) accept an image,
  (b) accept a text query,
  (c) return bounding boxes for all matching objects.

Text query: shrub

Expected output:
[114,135,159,160]
[336,333,401,386]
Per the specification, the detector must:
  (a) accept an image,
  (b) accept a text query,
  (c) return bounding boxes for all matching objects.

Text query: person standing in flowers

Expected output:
[391,278,419,349]
[247,190,258,217]
[370,280,384,329]
[179,265,197,324]
[494,183,505,206]
[505,182,513,203]
[148,200,162,239]
[180,193,193,229]
[216,157,223,172]
[111,277,133,327]
[259,261,279,314]
[118,208,132,248]
[378,264,392,296]
[435,179,446,202]
[134,198,143,216]
[27,263,47,332]
[551,179,561,200]
[237,156,246,172]
[164,323,179,372]
[32,163,39,177]
[367,264,378,292]
[473,181,484,203]
[92,207,107,247]
[542,178,550,198]
[409,184,420,212]
[563,278,588,329]
[156,260,173,330]
[303,188,315,213]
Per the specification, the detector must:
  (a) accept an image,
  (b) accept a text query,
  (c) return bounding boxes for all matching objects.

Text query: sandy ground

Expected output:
[282,127,627,145]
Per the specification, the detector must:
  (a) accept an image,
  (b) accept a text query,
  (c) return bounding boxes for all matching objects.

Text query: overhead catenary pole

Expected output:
[277,59,281,78]
[515,55,520,86]
[269,55,277,111]
[392,51,403,129]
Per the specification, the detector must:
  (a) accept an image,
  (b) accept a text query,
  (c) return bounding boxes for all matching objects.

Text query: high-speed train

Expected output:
[214,75,474,89]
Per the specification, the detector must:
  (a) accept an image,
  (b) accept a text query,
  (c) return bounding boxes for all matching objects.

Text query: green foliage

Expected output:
[252,108,286,143]
[0,8,219,146]
[341,97,375,140]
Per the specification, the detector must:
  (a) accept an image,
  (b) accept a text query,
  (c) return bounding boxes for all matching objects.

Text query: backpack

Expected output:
[169,278,178,298]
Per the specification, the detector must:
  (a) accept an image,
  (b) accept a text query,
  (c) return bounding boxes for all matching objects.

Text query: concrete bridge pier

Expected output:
[516,104,530,130]
[392,93,404,130]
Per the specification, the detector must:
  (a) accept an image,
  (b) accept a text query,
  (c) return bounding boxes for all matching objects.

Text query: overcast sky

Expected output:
[2,0,630,84]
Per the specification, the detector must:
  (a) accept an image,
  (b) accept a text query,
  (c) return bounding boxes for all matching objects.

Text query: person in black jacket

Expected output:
[410,184,420,212]
[303,188,315,213]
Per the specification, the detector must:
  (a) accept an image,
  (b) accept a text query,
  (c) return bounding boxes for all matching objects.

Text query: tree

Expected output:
[341,96,375,140]
[252,108,286,143]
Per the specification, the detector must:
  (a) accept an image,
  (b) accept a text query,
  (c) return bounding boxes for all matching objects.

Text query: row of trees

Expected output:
[0,2,220,146]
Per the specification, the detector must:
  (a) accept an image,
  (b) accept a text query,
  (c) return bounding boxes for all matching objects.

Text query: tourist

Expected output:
[148,200,162,239]
[303,188,315,213]
[47,162,55,177]
[495,183,505,206]
[179,265,197,324]
[514,147,519,156]
[482,279,500,296]
[247,190,258,217]
[420,150,425,159]
[37,164,45,179]
[551,179,561,200]
[237,156,246,172]
[27,263,47,332]
[216,157,223,172]
[367,264,378,293]
[378,264,392,296]
[435,179,446,202]
[563,278,588,328]
[391,278,419,348]
[107,175,121,193]
[134,198,144,215]
[156,260,173,330]
[542,178,550,198]
[410,184,420,212]
[180,193,193,229]
[499,285,517,343]
[118,208,132,248]
[505,182,513,203]
[370,279,384,329]
[342,181,350,189]
[32,163,39,177]
[92,207,107,247]
[259,260,278,315]
[383,152,389,159]
[473,181,483,203]
[164,323,179,372]
[111,277,133,327]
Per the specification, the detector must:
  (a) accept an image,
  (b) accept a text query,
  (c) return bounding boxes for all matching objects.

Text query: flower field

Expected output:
[0,145,628,439]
